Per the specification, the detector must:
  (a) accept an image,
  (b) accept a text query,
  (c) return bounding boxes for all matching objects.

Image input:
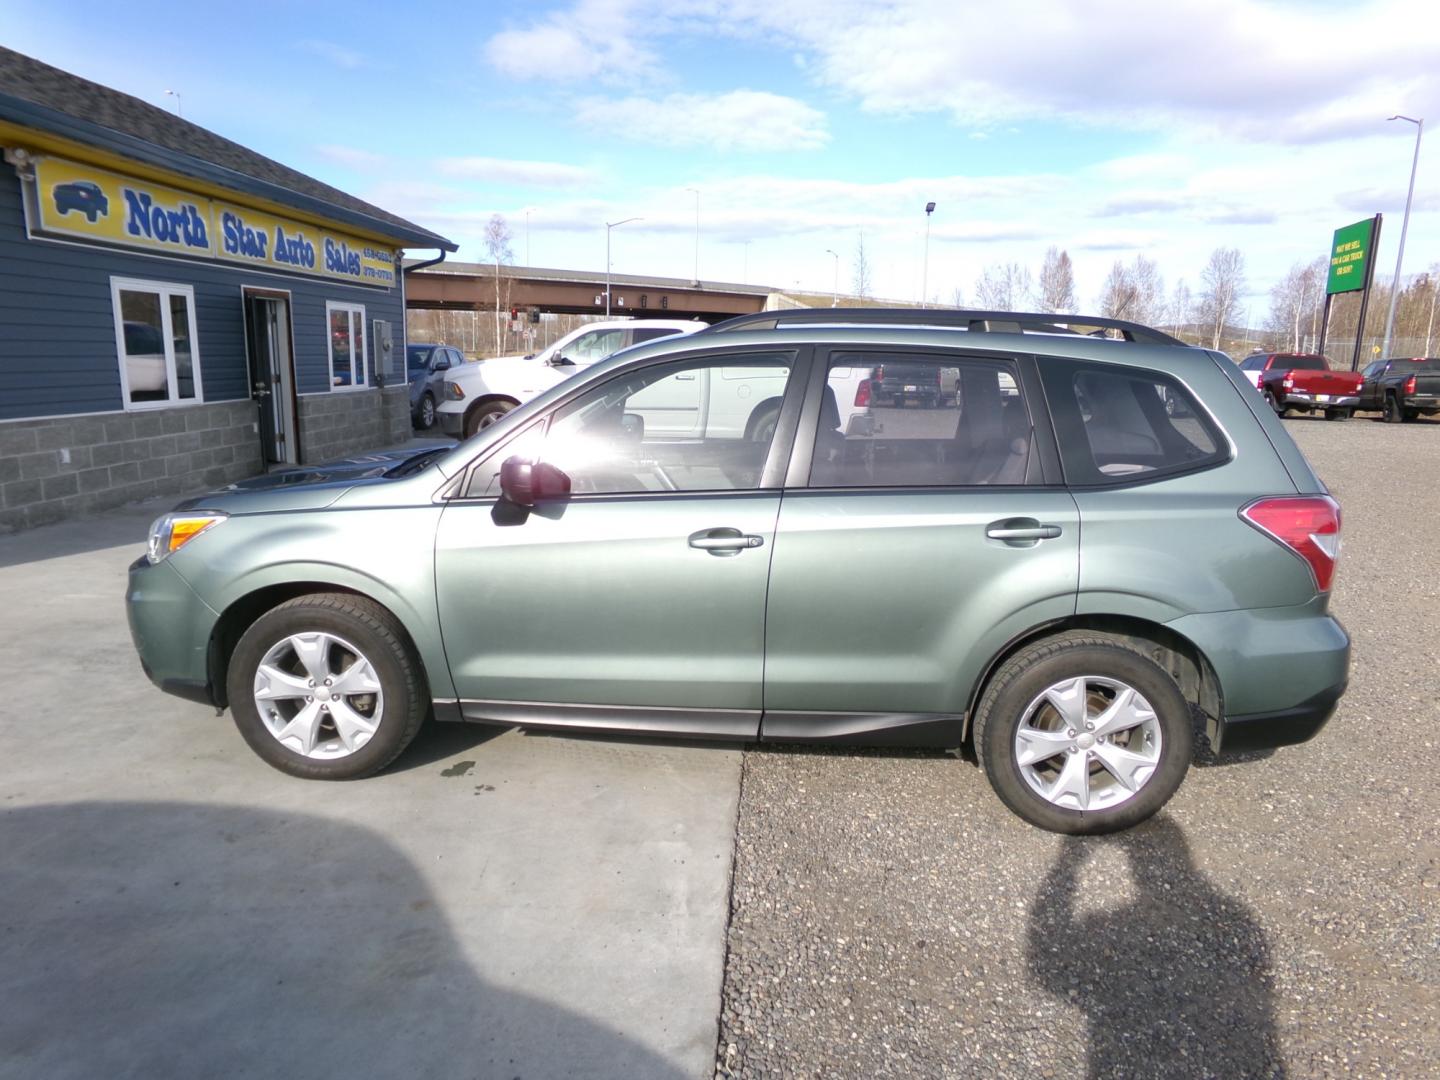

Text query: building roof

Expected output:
[0,46,455,251]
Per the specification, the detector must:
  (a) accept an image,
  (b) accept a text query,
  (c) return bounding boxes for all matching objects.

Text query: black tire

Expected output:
[415,393,437,430]
[227,593,427,780]
[1324,407,1352,421]
[1262,389,1285,416]
[464,399,515,439]
[1402,407,1420,423]
[1383,394,1403,423]
[973,632,1193,834]
[744,400,782,443]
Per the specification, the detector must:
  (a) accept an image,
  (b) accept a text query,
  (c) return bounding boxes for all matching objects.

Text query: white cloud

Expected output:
[314,144,389,171]
[434,157,600,188]
[574,90,829,151]
[486,0,1440,145]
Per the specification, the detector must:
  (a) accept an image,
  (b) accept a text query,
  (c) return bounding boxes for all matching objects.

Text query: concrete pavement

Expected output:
[0,504,741,1079]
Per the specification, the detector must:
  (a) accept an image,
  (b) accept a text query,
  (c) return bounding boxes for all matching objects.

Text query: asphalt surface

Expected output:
[0,505,739,1080]
[717,413,1440,1078]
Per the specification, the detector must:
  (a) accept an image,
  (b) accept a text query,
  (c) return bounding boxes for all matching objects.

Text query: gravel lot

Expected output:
[717,413,1440,1078]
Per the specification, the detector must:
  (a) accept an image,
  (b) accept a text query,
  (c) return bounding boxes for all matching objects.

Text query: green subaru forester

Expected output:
[126,310,1349,834]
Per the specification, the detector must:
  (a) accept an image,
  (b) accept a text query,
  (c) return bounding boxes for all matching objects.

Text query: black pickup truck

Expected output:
[1357,357,1440,422]
[870,359,944,407]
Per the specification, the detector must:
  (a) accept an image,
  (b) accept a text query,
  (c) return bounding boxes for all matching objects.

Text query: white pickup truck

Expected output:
[437,319,703,439]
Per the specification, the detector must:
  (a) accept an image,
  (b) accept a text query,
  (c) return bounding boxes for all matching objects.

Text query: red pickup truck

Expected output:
[1237,352,1364,420]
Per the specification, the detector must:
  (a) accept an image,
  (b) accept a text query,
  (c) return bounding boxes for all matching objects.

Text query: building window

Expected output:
[110,277,203,409]
[326,302,367,389]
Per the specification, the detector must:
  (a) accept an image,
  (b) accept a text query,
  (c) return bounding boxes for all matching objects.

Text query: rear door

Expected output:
[761,347,1079,741]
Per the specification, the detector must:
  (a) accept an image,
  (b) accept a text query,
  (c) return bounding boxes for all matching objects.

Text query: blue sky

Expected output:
[3,0,1435,317]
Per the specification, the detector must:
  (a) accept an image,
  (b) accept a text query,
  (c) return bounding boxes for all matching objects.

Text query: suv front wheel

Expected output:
[974,633,1192,834]
[227,593,427,780]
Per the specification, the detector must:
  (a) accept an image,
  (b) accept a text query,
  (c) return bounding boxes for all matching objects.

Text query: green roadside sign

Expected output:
[1326,217,1377,295]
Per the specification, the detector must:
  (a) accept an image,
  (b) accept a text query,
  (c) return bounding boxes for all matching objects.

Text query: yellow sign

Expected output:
[32,155,396,288]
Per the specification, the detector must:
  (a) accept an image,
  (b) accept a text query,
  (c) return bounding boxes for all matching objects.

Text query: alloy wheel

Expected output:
[252,631,385,759]
[1013,675,1163,812]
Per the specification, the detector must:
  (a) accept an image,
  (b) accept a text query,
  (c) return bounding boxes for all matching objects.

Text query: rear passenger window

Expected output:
[809,352,1033,487]
[1047,363,1227,485]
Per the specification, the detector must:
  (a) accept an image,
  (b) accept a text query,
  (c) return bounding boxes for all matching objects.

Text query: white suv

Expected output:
[437,319,702,438]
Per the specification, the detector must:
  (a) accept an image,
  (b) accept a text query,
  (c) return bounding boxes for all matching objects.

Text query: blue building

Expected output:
[0,47,455,532]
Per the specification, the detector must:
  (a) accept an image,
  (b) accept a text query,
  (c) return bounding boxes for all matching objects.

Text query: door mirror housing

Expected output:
[499,456,572,506]
[549,355,575,367]
[620,413,645,441]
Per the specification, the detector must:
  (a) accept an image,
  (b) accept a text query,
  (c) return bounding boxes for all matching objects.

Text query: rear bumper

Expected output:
[1165,601,1350,754]
[1282,391,1359,407]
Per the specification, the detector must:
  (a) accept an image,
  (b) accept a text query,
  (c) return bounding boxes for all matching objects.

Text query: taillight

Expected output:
[1405,374,1417,395]
[854,379,872,407]
[1282,373,1294,388]
[1240,496,1341,592]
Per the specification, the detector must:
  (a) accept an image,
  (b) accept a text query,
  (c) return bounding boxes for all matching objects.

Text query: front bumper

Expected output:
[1165,600,1350,753]
[126,555,222,706]
[437,407,465,438]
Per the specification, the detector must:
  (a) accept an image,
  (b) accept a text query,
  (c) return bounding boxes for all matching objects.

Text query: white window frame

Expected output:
[325,301,368,391]
[110,276,204,411]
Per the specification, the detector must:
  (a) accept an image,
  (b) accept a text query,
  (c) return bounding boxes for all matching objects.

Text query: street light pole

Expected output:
[164,89,182,118]
[524,207,533,266]
[825,249,839,307]
[685,188,700,285]
[921,201,936,309]
[605,217,641,317]
[1382,115,1424,359]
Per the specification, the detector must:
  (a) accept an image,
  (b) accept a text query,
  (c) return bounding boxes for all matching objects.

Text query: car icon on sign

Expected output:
[53,180,109,222]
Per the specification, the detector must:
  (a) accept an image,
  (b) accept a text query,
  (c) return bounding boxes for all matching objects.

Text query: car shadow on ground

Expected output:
[1027,815,1285,1079]
[0,801,688,1080]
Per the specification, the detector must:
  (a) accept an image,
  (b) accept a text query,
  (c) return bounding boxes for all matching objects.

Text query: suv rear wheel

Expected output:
[227,593,427,780]
[974,633,1192,834]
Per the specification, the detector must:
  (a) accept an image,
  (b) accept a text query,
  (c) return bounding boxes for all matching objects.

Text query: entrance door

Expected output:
[244,291,298,465]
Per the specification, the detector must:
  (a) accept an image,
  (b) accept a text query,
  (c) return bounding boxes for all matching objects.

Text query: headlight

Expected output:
[146,511,227,564]
[446,382,466,400]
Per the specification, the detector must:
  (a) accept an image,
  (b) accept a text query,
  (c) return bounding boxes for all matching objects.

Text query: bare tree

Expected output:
[852,231,872,300]
[484,214,514,354]
[1130,255,1165,326]
[1199,247,1246,350]
[1098,259,1136,319]
[975,262,1033,310]
[1266,259,1326,353]
[1169,279,1193,340]
[1037,246,1076,313]
[951,285,966,308]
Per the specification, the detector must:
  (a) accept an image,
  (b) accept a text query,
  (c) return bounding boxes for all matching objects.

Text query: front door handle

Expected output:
[688,527,764,555]
[986,521,1062,542]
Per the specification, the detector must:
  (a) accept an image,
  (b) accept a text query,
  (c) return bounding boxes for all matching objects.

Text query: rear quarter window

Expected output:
[1042,361,1229,486]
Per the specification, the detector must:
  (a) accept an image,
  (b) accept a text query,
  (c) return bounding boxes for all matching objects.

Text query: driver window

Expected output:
[568,328,626,363]
[534,353,793,494]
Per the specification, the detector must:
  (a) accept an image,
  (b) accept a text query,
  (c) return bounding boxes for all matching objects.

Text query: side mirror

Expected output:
[550,355,575,367]
[499,456,571,507]
[620,413,645,441]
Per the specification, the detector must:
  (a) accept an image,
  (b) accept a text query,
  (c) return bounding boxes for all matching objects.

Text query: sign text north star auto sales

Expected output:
[32,156,396,287]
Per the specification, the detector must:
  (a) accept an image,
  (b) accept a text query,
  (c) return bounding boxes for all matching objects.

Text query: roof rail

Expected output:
[703,307,1186,346]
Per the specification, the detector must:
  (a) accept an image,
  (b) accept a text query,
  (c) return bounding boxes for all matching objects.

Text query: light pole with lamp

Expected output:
[605,217,641,317]
[523,207,535,266]
[685,188,700,285]
[1381,115,1424,359]
[164,89,182,118]
[921,201,936,308]
[825,249,840,307]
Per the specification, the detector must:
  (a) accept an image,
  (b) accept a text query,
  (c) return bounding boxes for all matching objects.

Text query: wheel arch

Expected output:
[962,614,1224,749]
[208,582,431,710]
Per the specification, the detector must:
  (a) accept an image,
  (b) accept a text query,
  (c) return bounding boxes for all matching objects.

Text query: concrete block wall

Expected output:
[0,400,263,534]
[298,386,412,465]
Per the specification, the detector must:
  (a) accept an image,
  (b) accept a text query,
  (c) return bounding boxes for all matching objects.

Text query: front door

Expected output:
[434,349,803,738]
[244,291,297,465]
[761,349,1080,736]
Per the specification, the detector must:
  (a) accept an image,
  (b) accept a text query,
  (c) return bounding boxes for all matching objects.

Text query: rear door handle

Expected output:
[986,522,1062,541]
[688,527,764,555]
